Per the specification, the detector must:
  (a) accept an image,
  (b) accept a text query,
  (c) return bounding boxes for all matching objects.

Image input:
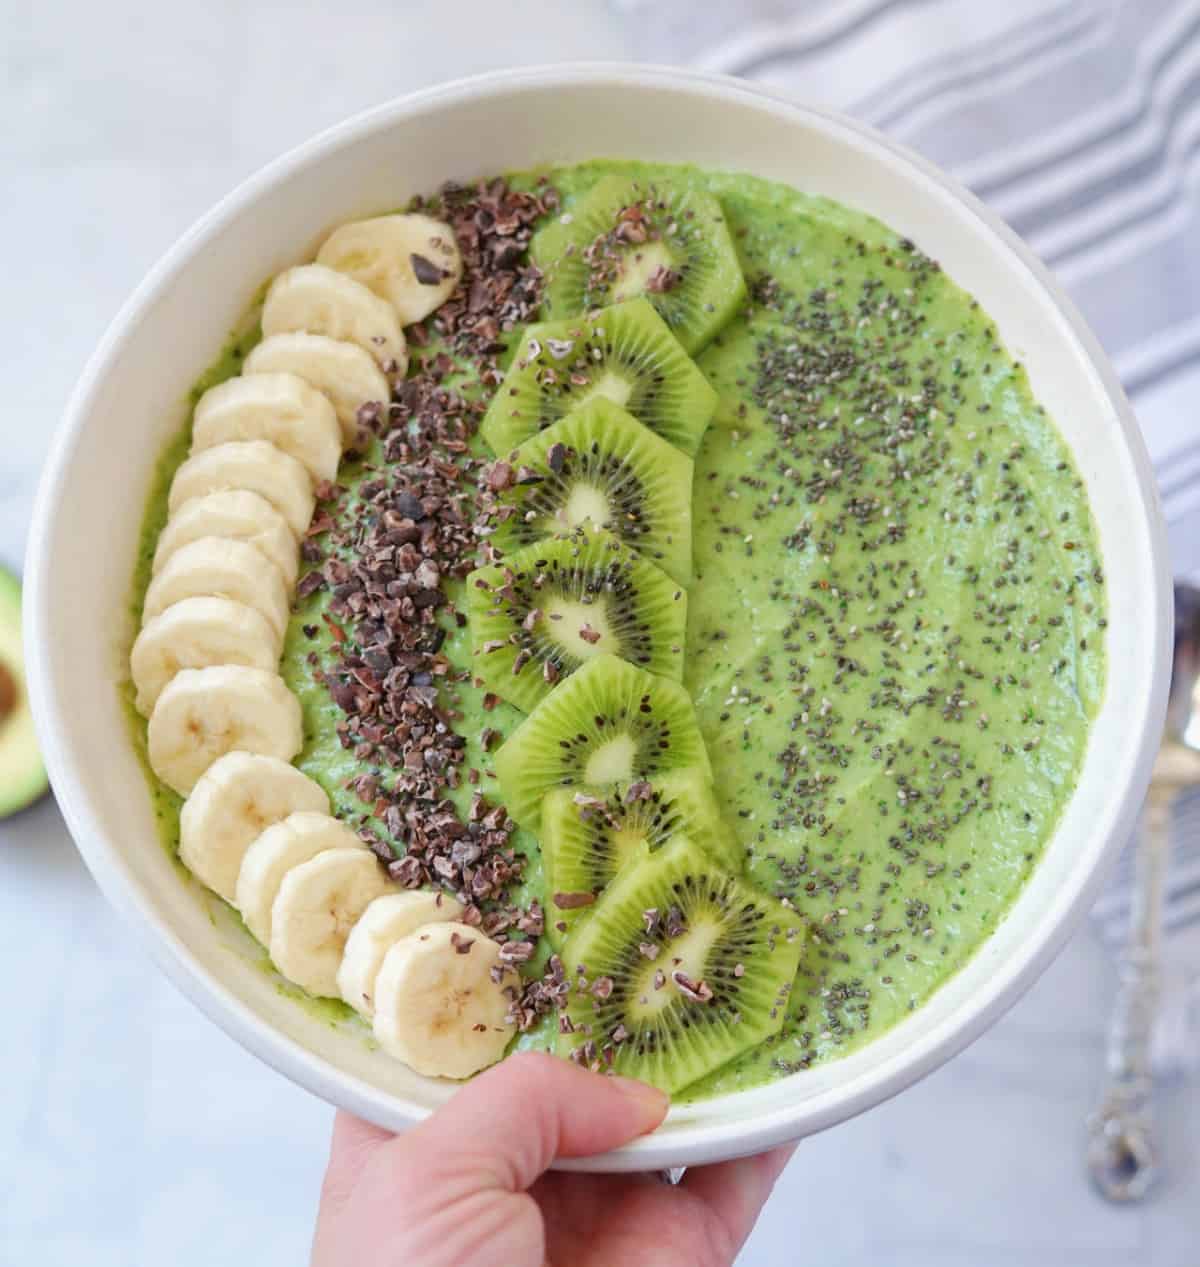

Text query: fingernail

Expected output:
[609,1075,670,1118]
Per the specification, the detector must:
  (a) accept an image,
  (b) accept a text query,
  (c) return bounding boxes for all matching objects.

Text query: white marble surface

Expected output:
[1,2,1196,1263]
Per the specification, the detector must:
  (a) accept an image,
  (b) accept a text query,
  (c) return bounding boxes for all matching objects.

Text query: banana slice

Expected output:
[130,596,280,716]
[243,333,389,448]
[268,847,393,997]
[373,921,514,1079]
[147,665,302,796]
[236,811,365,945]
[192,373,342,483]
[152,490,299,588]
[262,265,408,374]
[168,440,315,539]
[142,536,291,641]
[180,755,329,905]
[337,890,464,1018]
[316,213,462,326]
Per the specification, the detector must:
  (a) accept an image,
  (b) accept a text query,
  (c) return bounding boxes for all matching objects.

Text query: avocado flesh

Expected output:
[0,569,48,819]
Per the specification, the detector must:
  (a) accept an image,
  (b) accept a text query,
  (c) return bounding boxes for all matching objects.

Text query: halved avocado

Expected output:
[0,567,48,818]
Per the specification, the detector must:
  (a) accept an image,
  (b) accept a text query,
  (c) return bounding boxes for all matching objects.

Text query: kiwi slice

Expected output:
[480,299,718,459]
[542,768,742,947]
[493,652,711,830]
[485,398,693,585]
[531,174,747,354]
[556,836,803,1092]
[467,529,686,714]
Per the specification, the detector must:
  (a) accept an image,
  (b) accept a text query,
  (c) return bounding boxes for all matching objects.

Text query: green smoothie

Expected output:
[129,161,1105,1098]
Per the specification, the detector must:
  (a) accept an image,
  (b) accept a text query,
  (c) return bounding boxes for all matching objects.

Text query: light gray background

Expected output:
[1,2,1197,1264]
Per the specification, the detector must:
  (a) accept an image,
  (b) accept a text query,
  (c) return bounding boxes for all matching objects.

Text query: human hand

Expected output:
[311,1052,794,1267]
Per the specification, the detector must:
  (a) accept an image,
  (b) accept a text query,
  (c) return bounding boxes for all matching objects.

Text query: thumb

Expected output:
[312,1055,667,1267]
[409,1051,668,1191]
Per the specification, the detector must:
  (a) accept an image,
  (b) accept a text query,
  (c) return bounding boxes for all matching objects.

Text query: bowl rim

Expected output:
[25,61,1172,1170]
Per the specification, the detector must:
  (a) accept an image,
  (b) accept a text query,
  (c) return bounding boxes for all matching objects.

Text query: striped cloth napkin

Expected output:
[619,0,1200,1070]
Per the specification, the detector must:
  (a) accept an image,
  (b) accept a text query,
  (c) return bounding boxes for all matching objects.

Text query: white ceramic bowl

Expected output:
[26,64,1171,1171]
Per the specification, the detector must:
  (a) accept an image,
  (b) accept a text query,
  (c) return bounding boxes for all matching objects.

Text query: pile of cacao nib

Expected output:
[299,177,577,1032]
[465,452,548,555]
[411,176,559,380]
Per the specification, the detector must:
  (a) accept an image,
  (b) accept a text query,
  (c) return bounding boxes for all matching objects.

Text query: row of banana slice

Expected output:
[181,751,512,1078]
[130,211,515,1079]
[133,211,462,781]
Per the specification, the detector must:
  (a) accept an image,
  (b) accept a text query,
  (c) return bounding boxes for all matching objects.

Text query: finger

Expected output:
[332,1108,393,1153]
[534,1169,674,1265]
[681,1144,797,1257]
[408,1051,668,1192]
[319,1110,395,1210]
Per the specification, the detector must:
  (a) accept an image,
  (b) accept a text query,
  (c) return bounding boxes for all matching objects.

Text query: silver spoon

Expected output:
[1087,584,1200,1202]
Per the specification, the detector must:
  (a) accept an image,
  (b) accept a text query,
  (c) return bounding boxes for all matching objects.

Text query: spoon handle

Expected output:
[1087,784,1174,1202]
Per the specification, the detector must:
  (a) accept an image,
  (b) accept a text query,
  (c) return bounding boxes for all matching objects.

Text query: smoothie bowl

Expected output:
[26,66,1170,1169]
